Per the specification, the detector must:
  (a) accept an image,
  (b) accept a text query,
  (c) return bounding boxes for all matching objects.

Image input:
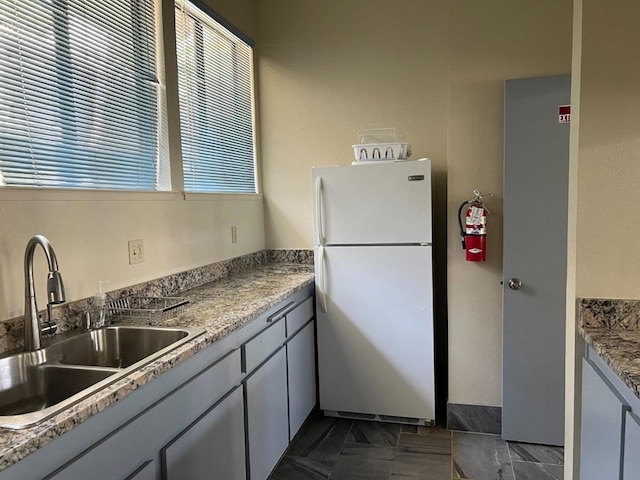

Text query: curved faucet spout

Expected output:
[24,235,66,351]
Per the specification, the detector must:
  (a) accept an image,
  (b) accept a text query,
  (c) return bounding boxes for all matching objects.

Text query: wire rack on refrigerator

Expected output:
[107,296,190,322]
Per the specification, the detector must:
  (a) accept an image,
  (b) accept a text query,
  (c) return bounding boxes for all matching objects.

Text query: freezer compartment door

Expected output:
[315,245,435,421]
[312,161,432,245]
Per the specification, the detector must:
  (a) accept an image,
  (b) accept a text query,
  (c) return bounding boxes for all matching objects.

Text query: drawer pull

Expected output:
[267,301,296,323]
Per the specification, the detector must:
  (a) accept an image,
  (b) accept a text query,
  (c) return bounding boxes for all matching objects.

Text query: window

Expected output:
[175,0,256,193]
[0,0,169,190]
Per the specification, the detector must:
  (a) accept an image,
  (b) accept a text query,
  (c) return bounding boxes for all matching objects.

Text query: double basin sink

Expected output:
[0,326,204,429]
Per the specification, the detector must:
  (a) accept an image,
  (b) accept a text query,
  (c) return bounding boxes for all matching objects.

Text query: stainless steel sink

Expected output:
[0,326,205,429]
[49,326,193,368]
[0,363,115,416]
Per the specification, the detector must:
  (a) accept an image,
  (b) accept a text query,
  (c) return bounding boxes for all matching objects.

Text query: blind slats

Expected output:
[175,0,256,194]
[0,0,167,190]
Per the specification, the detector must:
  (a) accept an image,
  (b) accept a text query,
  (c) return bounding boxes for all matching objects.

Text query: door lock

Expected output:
[508,278,523,290]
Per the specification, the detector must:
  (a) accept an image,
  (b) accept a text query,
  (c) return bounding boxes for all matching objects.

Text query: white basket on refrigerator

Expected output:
[352,127,412,162]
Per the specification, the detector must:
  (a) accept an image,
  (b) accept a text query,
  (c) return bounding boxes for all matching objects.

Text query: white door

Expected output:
[315,245,435,421]
[503,75,570,445]
[312,161,432,245]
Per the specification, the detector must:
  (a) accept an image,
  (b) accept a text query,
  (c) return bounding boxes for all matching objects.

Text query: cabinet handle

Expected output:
[267,301,296,323]
[318,246,327,313]
[315,176,325,245]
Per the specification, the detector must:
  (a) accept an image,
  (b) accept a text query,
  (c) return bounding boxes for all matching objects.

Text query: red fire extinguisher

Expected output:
[458,190,493,262]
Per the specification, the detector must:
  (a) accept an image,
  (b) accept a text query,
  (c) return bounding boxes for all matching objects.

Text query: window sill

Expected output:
[0,188,264,203]
[182,192,263,202]
[0,188,182,202]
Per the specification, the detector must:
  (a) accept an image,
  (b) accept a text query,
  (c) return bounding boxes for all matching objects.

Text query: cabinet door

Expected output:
[581,358,629,480]
[162,386,246,480]
[246,348,289,480]
[48,351,242,480]
[126,460,157,480]
[623,411,640,479]
[287,321,316,440]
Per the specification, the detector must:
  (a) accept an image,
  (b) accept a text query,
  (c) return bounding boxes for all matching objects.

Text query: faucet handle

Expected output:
[41,322,58,337]
[82,311,92,331]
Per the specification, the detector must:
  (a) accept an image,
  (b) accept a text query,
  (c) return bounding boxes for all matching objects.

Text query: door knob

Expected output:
[508,278,523,290]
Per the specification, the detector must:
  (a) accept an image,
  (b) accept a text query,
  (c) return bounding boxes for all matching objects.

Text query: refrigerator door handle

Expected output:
[317,246,328,313]
[315,176,325,245]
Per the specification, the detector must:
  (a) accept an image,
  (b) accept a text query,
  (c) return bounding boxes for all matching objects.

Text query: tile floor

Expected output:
[268,413,564,480]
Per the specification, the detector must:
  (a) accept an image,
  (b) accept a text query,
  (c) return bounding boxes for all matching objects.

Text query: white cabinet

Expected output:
[49,349,243,480]
[163,386,246,480]
[580,357,629,480]
[2,285,315,480]
[126,460,157,480]
[623,412,640,479]
[246,348,289,480]
[287,321,316,440]
[242,292,317,480]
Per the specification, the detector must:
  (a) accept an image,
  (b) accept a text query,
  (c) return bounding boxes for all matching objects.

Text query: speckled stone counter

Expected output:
[579,298,640,399]
[0,261,314,473]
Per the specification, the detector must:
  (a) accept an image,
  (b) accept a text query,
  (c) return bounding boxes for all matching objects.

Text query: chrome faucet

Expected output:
[24,235,66,351]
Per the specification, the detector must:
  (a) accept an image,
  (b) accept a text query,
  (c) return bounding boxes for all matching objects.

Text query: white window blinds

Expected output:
[175,0,256,193]
[0,0,169,190]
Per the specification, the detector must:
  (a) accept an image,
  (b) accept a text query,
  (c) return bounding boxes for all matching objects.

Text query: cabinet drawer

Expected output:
[286,297,314,337]
[242,320,286,374]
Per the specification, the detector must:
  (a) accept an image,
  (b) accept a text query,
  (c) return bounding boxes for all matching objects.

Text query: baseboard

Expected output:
[447,403,501,435]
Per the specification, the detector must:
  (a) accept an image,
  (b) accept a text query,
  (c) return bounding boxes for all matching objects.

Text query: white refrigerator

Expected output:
[312,160,435,425]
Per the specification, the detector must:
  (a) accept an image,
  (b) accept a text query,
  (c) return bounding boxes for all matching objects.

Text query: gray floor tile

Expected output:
[391,450,451,479]
[402,424,452,438]
[287,415,354,468]
[329,443,394,480]
[398,432,452,455]
[453,432,515,480]
[270,456,331,480]
[273,414,567,480]
[448,403,502,435]
[508,442,564,465]
[512,461,563,480]
[346,420,401,447]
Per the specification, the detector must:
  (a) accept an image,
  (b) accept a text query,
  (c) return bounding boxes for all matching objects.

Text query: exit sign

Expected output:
[558,105,571,123]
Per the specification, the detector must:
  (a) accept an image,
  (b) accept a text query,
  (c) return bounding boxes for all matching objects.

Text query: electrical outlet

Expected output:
[231,226,238,244]
[128,239,145,264]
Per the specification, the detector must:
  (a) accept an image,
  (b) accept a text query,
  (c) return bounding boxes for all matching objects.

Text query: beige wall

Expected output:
[203,0,258,40]
[0,0,263,323]
[575,0,640,299]
[565,1,583,476]
[447,0,573,405]
[258,0,572,407]
[258,0,449,249]
[0,192,264,322]
[569,0,640,474]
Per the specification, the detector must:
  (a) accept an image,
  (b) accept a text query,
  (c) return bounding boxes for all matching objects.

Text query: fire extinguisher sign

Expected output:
[558,105,571,123]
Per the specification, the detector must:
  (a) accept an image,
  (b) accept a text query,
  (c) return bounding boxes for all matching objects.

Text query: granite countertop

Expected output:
[579,299,640,399]
[0,261,315,473]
